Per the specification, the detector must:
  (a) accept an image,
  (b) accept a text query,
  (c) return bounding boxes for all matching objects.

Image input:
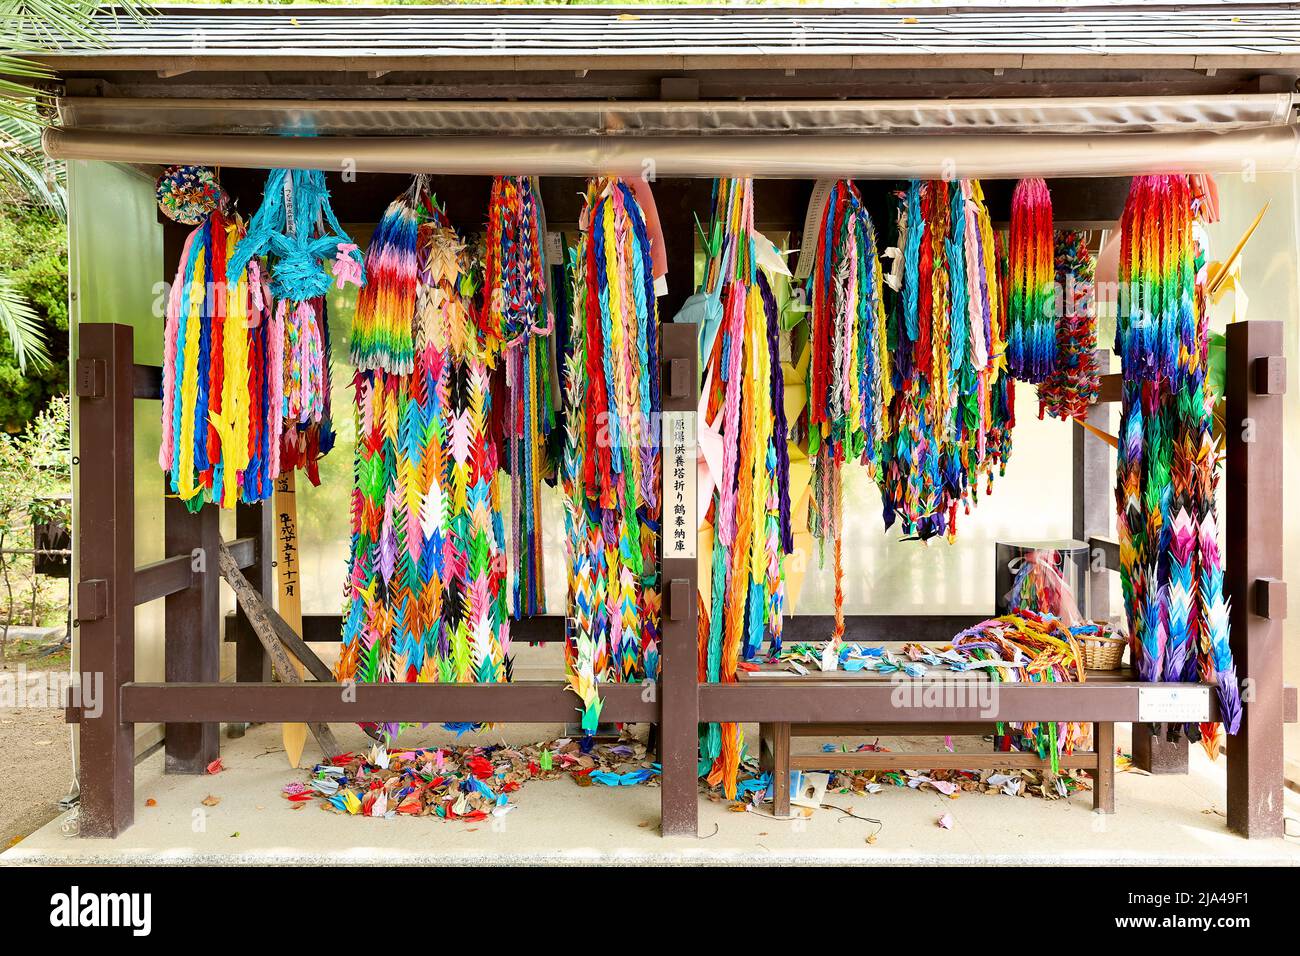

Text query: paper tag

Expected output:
[792,179,837,280]
[662,410,697,559]
[1137,686,1211,723]
[544,231,564,266]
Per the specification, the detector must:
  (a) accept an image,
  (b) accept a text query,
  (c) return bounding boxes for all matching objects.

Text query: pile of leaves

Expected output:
[829,767,1092,800]
[286,734,659,821]
[712,741,1095,810]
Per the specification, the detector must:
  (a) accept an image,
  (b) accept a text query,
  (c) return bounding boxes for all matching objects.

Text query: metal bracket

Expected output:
[77,578,108,623]
[74,358,106,398]
[1252,355,1286,396]
[1255,577,1287,621]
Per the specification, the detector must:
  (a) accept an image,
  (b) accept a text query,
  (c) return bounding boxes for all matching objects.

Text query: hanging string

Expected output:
[562,177,662,733]
[877,179,1014,542]
[697,178,792,800]
[159,202,282,509]
[1115,174,1238,752]
[1006,177,1056,384]
[337,183,510,742]
[228,168,364,486]
[485,176,554,619]
[1038,229,1100,421]
[805,179,890,640]
[349,178,422,375]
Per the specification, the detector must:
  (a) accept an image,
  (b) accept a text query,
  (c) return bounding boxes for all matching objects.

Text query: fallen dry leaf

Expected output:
[144,798,157,808]
[201,795,220,807]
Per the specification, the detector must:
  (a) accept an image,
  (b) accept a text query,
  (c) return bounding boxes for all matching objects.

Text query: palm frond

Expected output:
[4,1,107,48]
[0,108,65,215]
[0,272,51,372]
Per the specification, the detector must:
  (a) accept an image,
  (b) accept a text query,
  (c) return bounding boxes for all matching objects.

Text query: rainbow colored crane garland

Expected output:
[1038,229,1100,421]
[484,176,555,619]
[697,178,792,799]
[1006,177,1056,384]
[562,177,663,732]
[226,168,364,485]
[877,179,1015,541]
[805,180,891,639]
[1115,174,1238,753]
[338,181,510,741]
[159,202,283,509]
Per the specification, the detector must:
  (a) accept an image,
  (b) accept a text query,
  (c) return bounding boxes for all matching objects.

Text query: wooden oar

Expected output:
[216,539,340,761]
[273,473,309,768]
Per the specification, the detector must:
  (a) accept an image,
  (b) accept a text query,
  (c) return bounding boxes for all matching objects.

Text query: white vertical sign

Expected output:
[662,410,697,560]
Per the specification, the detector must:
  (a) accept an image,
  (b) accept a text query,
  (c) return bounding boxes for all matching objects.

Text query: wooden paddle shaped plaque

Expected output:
[274,472,309,767]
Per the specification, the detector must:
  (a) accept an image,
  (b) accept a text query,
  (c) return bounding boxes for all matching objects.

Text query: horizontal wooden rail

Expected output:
[789,750,1101,772]
[223,610,568,643]
[120,680,658,724]
[133,363,162,400]
[227,535,255,569]
[783,614,982,643]
[699,681,1223,724]
[134,554,193,606]
[219,612,984,646]
[1097,372,1121,403]
[134,535,257,606]
[104,677,1298,728]
[792,721,1015,736]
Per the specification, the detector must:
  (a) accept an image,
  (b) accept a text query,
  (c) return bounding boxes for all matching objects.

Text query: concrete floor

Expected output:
[4,720,1299,866]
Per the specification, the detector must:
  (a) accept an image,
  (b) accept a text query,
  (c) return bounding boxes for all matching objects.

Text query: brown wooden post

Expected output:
[1225,319,1286,838]
[1092,721,1115,814]
[163,486,221,772]
[74,323,136,837]
[228,499,273,740]
[1131,722,1189,774]
[659,319,700,837]
[1075,349,1113,623]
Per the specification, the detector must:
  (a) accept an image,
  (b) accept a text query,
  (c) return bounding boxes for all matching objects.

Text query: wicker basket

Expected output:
[1078,626,1126,671]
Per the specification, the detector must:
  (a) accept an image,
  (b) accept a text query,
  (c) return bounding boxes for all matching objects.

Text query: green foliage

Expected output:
[0,394,70,639]
[0,205,66,430]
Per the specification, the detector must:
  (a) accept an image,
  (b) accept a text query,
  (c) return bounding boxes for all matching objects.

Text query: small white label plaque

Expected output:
[662,410,697,560]
[1137,685,1211,723]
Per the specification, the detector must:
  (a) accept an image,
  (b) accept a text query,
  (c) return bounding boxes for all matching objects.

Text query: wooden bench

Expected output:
[740,656,1118,817]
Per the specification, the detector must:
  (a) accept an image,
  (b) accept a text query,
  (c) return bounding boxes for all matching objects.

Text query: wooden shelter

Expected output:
[30,3,1300,840]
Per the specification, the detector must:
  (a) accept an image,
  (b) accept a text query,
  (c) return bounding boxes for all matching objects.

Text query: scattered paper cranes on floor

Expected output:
[562,177,664,732]
[337,179,510,741]
[1115,174,1238,755]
